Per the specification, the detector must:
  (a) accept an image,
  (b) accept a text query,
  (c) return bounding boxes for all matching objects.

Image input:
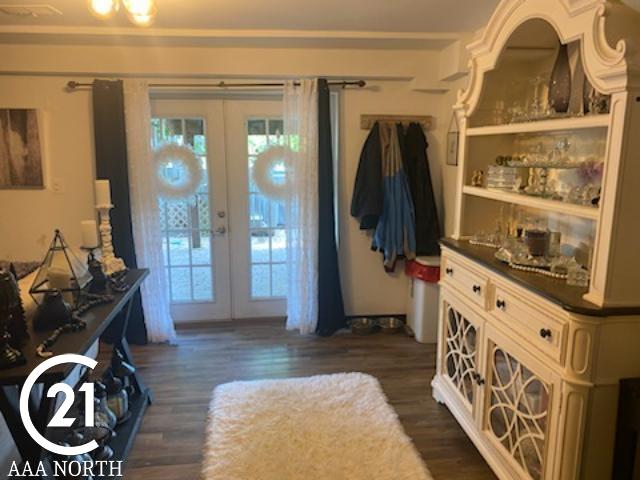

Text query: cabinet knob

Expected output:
[445,267,454,276]
[496,299,506,310]
[473,284,481,294]
[539,328,552,339]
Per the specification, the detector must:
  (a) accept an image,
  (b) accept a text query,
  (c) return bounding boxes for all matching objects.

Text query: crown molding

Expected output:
[0,25,463,50]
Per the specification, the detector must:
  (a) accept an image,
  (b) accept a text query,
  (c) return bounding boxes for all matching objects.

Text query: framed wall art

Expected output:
[0,108,44,189]
[446,114,459,166]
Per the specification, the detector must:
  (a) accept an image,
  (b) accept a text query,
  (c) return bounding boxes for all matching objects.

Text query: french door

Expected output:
[151,98,286,322]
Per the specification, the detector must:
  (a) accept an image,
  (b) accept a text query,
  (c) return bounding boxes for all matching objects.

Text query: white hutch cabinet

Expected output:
[431,1,640,479]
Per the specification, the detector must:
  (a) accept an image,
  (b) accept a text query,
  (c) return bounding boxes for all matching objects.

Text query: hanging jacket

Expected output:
[398,123,441,256]
[350,122,383,230]
[372,122,416,271]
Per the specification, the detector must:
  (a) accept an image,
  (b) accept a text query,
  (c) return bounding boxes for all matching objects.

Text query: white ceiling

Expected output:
[2,0,639,49]
[0,0,500,32]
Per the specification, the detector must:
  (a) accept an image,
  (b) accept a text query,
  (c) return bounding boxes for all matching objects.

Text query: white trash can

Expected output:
[405,256,441,344]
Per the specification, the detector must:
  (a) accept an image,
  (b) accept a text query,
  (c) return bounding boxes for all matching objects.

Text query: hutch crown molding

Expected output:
[432,0,640,479]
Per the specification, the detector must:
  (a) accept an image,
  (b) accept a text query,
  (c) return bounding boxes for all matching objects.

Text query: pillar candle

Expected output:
[95,179,112,206]
[48,267,73,304]
[81,220,99,248]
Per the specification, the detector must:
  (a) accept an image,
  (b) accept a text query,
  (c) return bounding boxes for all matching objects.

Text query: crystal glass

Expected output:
[567,266,590,287]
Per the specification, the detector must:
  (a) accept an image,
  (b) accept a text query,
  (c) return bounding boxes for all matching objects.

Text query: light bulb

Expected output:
[88,0,119,19]
[123,0,155,16]
[126,7,156,26]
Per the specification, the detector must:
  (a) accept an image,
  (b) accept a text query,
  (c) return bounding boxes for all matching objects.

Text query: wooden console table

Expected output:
[0,269,150,478]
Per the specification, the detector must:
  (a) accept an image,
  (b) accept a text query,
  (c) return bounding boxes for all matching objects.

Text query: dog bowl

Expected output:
[351,317,376,335]
[376,317,404,334]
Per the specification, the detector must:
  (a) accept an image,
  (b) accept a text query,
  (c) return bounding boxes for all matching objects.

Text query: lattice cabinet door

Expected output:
[481,326,556,480]
[439,291,483,416]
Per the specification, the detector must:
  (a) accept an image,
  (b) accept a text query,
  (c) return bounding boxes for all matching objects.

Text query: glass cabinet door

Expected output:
[485,340,551,480]
[442,300,479,411]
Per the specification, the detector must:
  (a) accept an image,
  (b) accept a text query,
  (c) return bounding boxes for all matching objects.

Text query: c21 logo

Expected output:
[20,354,99,456]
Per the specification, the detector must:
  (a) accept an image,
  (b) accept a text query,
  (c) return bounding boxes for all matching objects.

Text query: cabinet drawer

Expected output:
[492,286,566,364]
[442,256,489,308]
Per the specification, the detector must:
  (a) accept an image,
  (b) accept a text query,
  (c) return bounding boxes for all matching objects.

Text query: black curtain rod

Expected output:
[66,79,366,90]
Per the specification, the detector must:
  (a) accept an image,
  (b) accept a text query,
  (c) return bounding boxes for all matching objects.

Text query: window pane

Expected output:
[268,119,284,135]
[272,264,287,297]
[248,136,267,155]
[192,231,211,265]
[192,267,213,301]
[170,267,191,301]
[269,201,285,228]
[249,194,270,230]
[251,235,270,263]
[271,229,286,262]
[167,118,183,137]
[251,264,270,298]
[185,119,204,150]
[197,194,210,229]
[248,119,266,135]
[162,237,169,266]
[167,202,189,229]
[168,234,189,266]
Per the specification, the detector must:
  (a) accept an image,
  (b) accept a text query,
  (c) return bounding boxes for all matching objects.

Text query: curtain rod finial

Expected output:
[66,80,79,91]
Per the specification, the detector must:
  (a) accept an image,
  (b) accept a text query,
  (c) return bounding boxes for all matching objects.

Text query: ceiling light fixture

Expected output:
[87,0,119,20]
[87,0,156,26]
[123,0,157,27]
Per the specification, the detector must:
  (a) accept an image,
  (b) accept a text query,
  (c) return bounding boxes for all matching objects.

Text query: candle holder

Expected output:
[97,204,126,276]
[29,230,92,306]
[82,247,108,293]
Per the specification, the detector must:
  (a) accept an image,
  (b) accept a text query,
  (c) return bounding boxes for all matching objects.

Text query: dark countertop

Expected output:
[441,238,640,318]
[0,269,148,386]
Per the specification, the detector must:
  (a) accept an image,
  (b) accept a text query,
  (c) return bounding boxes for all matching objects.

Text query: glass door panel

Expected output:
[153,117,214,303]
[486,341,551,480]
[226,100,287,318]
[151,100,231,322]
[443,300,479,411]
[247,117,287,299]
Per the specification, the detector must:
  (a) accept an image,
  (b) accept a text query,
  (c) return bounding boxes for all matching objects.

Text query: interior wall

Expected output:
[338,82,446,314]
[0,43,464,317]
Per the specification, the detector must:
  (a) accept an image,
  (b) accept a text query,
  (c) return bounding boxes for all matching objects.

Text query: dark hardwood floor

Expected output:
[119,320,496,480]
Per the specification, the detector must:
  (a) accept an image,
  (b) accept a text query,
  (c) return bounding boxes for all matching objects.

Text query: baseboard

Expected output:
[176,317,286,329]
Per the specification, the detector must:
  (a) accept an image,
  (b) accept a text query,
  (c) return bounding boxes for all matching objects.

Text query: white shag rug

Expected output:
[202,372,433,480]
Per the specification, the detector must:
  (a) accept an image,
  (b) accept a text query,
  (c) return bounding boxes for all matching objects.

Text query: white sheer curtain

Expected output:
[123,79,176,344]
[284,79,319,334]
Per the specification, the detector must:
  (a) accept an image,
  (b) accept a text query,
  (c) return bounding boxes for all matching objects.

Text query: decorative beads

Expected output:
[35,293,116,358]
[507,261,568,279]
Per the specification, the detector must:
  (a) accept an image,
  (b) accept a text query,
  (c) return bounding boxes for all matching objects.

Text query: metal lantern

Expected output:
[29,230,93,306]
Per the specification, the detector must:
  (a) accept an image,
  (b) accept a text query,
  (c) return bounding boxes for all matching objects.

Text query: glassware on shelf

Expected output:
[525,229,549,257]
[546,232,562,257]
[508,102,528,124]
[567,265,590,287]
[527,76,548,121]
[487,165,525,191]
[493,100,506,125]
[94,382,117,430]
[584,83,611,115]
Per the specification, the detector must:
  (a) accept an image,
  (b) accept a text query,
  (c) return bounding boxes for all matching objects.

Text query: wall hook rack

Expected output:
[360,114,432,130]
